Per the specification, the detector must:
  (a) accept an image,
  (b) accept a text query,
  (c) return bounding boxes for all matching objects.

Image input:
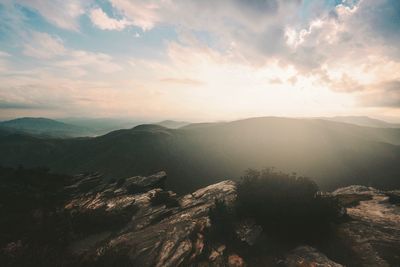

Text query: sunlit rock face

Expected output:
[334,186,400,266]
[65,172,237,266]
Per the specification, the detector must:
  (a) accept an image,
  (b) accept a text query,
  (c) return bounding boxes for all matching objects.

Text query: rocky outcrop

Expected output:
[2,168,400,267]
[334,185,400,266]
[64,172,238,266]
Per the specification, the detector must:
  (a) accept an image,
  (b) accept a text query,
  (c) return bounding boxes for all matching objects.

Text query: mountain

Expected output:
[1,117,400,193]
[156,120,190,129]
[0,117,94,138]
[322,116,400,128]
[59,117,144,135]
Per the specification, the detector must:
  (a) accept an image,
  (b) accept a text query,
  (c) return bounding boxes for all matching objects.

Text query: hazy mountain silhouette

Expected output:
[322,116,400,128]
[0,117,93,138]
[59,117,144,135]
[157,120,190,129]
[1,117,400,193]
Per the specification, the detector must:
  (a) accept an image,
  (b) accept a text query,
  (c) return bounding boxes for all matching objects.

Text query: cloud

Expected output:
[15,0,86,31]
[0,51,11,72]
[56,50,122,74]
[358,80,400,108]
[109,0,162,31]
[89,7,131,31]
[0,51,11,57]
[21,31,122,74]
[107,0,399,80]
[2,0,400,119]
[159,78,205,86]
[23,32,65,59]
[0,100,48,110]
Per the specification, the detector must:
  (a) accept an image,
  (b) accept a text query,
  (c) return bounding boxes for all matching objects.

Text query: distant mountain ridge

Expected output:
[1,116,400,193]
[156,120,190,129]
[321,116,400,128]
[0,117,93,138]
[59,117,143,135]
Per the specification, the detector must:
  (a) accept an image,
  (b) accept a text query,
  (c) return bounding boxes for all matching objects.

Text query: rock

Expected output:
[332,185,378,195]
[235,219,262,246]
[228,254,246,267]
[333,185,375,207]
[209,245,226,262]
[335,185,400,266]
[124,171,167,193]
[217,245,226,253]
[284,246,343,267]
[386,190,400,205]
[209,250,221,261]
[57,179,400,267]
[65,173,237,267]
[4,170,400,267]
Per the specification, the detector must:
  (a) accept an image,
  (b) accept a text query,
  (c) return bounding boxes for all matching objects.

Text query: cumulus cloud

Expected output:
[108,0,399,75]
[89,8,131,31]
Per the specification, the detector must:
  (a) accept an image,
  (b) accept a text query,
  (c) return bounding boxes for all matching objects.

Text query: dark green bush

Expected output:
[236,168,343,241]
[208,199,236,242]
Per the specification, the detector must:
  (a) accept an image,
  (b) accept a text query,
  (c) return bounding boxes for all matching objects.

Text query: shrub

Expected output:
[208,199,236,242]
[236,168,343,241]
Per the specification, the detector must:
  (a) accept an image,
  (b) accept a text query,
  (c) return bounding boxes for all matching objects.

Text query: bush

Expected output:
[208,199,236,242]
[236,168,343,241]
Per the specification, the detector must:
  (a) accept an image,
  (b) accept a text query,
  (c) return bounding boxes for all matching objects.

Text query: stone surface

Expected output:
[228,254,246,267]
[2,168,400,267]
[64,172,237,266]
[235,219,263,246]
[386,190,400,205]
[334,186,400,266]
[284,246,343,267]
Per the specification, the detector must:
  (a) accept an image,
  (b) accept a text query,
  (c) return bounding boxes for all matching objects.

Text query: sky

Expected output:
[0,0,399,122]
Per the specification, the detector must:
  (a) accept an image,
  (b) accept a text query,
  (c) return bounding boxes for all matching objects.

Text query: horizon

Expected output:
[1,0,400,121]
[2,114,400,125]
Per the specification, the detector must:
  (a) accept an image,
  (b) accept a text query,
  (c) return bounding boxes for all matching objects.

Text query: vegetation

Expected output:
[0,166,75,266]
[208,199,236,242]
[236,168,344,242]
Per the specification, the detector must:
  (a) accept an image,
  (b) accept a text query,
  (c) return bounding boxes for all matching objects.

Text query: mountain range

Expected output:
[320,116,400,128]
[0,117,190,138]
[1,116,400,193]
[0,117,95,138]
